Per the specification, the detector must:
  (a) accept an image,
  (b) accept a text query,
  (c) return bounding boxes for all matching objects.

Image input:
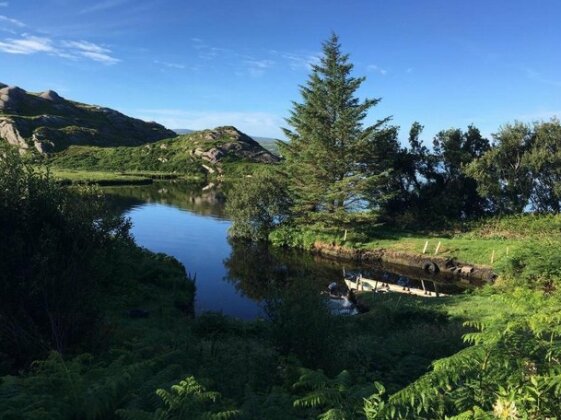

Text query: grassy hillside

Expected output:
[45,127,279,180]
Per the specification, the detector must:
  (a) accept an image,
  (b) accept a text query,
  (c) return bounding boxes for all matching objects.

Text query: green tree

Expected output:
[467,121,535,213]
[280,33,396,227]
[226,171,292,240]
[384,123,491,225]
[525,118,561,212]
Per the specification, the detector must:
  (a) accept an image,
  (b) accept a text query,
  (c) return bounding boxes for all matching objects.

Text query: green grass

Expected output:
[270,214,561,273]
[48,168,153,185]
[40,168,203,186]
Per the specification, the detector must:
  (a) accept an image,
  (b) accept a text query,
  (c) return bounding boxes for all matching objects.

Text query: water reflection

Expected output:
[102,182,471,319]
[223,240,347,301]
[103,181,227,219]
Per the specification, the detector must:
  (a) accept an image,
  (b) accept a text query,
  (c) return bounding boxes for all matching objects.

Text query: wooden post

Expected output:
[434,241,442,255]
[422,240,429,254]
[421,279,427,295]
[343,229,348,241]
[491,250,495,264]
[506,247,509,256]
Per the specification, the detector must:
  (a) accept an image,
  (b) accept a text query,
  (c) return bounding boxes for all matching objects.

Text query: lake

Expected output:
[104,181,468,319]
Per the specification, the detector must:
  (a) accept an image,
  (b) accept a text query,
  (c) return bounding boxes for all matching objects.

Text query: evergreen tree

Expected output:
[280,33,397,227]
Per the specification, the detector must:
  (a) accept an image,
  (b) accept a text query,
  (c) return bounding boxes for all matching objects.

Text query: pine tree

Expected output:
[280,33,397,227]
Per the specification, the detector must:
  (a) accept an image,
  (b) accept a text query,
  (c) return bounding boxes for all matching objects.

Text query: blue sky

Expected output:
[1,0,560,141]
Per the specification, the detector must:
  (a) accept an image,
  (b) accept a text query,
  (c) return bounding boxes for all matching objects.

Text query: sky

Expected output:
[1,0,560,141]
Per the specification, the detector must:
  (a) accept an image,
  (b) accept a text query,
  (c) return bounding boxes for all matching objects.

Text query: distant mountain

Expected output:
[252,136,284,155]
[174,129,284,155]
[173,129,195,135]
[0,83,176,153]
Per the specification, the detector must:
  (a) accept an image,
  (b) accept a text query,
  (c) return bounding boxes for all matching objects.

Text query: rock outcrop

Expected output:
[0,83,176,153]
[187,126,280,164]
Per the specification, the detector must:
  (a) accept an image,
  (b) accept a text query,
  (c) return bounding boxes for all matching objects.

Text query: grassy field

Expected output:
[40,168,203,186]
[270,214,561,274]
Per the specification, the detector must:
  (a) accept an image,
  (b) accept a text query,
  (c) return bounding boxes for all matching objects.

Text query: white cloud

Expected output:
[245,59,274,77]
[0,2,9,7]
[133,109,284,138]
[62,40,120,64]
[367,64,388,76]
[0,14,25,27]
[278,51,321,70]
[154,60,186,70]
[0,35,120,64]
[0,35,53,54]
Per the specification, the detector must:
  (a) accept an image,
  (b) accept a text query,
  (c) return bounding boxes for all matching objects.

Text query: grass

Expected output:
[270,214,561,273]
[39,167,203,186]
[48,168,153,185]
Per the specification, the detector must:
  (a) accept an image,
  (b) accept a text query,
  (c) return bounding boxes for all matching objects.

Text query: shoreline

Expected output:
[309,241,496,284]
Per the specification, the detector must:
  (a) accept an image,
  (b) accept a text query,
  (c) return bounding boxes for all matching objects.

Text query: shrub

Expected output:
[0,151,131,370]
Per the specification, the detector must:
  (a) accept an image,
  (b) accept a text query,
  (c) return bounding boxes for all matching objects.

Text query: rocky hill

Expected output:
[48,126,280,174]
[186,126,279,164]
[0,83,176,153]
[174,128,283,155]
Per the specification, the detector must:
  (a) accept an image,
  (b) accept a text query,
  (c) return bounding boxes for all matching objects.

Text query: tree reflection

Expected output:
[103,180,227,218]
[223,239,346,301]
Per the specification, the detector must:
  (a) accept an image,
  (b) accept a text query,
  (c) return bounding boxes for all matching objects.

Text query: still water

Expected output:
[104,182,467,319]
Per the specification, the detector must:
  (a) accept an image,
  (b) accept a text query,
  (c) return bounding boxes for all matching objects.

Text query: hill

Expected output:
[174,128,284,155]
[0,83,176,153]
[48,126,280,175]
[252,136,284,155]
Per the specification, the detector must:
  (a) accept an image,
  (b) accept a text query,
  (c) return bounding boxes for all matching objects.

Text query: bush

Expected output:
[226,171,292,240]
[0,152,131,370]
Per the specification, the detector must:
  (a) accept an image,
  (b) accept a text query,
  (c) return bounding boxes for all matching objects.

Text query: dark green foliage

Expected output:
[280,33,396,227]
[226,170,292,240]
[291,369,377,419]
[0,151,131,369]
[117,376,241,419]
[377,289,561,419]
[467,118,561,213]
[384,123,491,226]
[265,279,340,372]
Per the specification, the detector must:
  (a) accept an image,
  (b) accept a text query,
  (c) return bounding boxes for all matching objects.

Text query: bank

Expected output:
[268,215,561,286]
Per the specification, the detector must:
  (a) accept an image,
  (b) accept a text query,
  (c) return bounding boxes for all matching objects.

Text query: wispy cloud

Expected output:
[0,35,53,54]
[133,108,284,137]
[245,59,274,77]
[62,40,120,64]
[271,50,321,70]
[154,59,186,70]
[0,33,120,64]
[0,2,9,7]
[367,64,388,76]
[0,14,25,27]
